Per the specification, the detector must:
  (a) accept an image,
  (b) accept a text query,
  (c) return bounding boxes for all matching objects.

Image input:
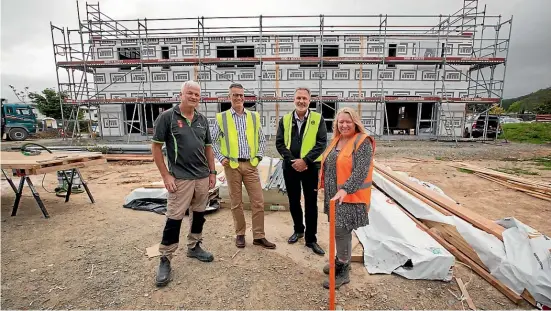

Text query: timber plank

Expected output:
[374,162,505,241]
[351,231,364,263]
[396,205,523,305]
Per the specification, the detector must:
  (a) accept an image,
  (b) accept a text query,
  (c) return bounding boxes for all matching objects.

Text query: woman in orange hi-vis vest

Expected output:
[318,107,375,289]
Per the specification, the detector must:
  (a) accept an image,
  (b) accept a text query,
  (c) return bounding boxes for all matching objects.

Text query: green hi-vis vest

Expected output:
[283,111,322,162]
[215,109,261,169]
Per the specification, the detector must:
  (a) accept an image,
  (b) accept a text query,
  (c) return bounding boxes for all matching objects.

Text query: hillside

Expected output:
[502,87,551,112]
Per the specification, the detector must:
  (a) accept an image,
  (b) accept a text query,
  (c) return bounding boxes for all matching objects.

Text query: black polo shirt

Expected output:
[152,105,211,180]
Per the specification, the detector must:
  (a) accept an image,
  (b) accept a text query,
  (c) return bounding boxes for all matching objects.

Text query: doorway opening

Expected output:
[220,102,231,112]
[321,101,336,133]
[384,102,418,135]
[388,44,397,68]
[143,104,173,134]
[419,102,437,135]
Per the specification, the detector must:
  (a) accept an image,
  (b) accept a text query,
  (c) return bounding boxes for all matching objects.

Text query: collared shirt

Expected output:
[294,109,309,131]
[151,105,211,180]
[211,107,266,163]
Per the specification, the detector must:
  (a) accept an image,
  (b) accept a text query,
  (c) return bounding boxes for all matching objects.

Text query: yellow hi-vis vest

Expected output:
[283,111,322,162]
[215,109,261,169]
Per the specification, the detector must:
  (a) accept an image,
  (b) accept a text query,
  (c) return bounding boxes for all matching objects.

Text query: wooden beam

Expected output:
[455,277,477,310]
[423,220,488,272]
[374,162,505,241]
[396,204,522,304]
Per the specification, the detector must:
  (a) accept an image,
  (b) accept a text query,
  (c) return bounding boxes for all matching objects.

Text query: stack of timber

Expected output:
[0,152,106,174]
[104,154,154,162]
[450,162,551,201]
[373,162,536,307]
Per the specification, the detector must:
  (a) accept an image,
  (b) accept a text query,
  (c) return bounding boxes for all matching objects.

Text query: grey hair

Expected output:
[181,80,201,92]
[228,83,244,90]
[295,87,311,96]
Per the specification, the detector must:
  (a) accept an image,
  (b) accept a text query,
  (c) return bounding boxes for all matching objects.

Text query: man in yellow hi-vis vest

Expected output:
[211,83,276,250]
[276,87,327,255]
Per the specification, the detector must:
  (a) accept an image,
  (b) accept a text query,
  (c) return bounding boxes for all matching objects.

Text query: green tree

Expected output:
[28,88,77,120]
[507,101,524,113]
[534,100,551,114]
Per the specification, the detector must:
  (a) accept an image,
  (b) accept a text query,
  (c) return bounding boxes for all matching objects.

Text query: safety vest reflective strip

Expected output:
[282,111,322,162]
[216,109,260,168]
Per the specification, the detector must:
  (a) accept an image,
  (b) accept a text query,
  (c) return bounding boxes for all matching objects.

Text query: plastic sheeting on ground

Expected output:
[123,178,222,215]
[355,188,455,281]
[372,168,551,308]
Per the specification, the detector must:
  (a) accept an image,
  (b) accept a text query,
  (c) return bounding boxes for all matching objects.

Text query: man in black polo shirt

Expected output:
[151,80,217,287]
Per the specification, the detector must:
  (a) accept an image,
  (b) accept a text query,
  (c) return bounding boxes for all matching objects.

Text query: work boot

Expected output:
[186,242,214,262]
[323,257,342,275]
[155,255,172,287]
[323,260,350,289]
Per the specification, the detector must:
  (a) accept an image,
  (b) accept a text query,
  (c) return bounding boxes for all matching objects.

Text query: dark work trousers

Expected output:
[283,162,320,243]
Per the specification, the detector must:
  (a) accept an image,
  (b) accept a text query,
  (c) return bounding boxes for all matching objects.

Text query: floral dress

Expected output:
[323,137,372,231]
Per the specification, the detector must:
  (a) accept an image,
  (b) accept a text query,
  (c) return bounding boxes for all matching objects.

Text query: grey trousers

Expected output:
[336,226,353,262]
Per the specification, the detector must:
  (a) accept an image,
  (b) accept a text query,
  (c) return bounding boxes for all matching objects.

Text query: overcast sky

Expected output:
[1,0,550,102]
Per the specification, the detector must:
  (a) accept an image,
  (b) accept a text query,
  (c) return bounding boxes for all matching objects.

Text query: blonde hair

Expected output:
[332,107,367,136]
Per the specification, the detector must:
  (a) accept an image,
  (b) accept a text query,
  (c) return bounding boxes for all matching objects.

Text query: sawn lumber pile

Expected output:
[373,162,536,307]
[450,162,551,201]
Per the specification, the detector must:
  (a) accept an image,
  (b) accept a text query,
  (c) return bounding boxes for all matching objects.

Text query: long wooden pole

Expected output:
[329,199,336,310]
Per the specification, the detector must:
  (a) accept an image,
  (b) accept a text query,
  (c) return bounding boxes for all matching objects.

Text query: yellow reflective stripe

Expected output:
[151,139,164,144]
[252,112,258,155]
[283,113,292,149]
[221,112,232,157]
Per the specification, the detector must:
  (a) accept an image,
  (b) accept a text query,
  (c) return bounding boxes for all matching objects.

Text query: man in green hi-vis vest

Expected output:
[276,87,328,255]
[211,83,276,250]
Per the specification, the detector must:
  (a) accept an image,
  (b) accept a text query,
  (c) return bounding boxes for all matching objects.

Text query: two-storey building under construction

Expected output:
[51,0,512,141]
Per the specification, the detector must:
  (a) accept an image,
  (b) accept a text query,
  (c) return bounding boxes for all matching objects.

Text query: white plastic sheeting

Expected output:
[372,168,551,308]
[355,188,455,281]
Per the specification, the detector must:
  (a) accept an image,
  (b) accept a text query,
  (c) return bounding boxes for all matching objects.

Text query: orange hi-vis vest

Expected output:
[319,132,376,210]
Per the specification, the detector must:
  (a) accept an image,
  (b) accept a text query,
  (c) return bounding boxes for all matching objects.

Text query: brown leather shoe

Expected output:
[253,238,276,249]
[235,235,245,248]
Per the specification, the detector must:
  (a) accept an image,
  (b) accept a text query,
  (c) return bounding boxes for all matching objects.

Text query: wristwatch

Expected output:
[209,170,217,175]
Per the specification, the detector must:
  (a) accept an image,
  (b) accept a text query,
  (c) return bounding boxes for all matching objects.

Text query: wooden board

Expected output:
[451,162,551,188]
[423,220,488,271]
[34,158,107,174]
[374,162,506,241]
[396,204,523,304]
[351,231,364,263]
[473,172,551,201]
[1,151,105,172]
[105,155,153,162]
[455,277,476,310]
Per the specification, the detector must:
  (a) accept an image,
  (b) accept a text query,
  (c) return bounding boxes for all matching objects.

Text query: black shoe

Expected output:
[287,233,304,244]
[305,242,325,255]
[156,256,172,287]
[187,242,214,262]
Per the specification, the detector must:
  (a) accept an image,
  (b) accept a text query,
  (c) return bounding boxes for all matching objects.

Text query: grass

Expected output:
[457,168,474,174]
[530,156,551,170]
[493,167,540,176]
[499,123,551,144]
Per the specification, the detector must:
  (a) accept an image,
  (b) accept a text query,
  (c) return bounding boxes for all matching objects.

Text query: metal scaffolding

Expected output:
[50,0,512,143]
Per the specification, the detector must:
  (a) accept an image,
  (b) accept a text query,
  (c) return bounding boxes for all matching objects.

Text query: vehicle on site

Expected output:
[1,102,38,141]
[464,114,502,138]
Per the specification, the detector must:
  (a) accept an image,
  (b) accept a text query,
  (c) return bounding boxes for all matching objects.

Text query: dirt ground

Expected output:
[1,140,550,310]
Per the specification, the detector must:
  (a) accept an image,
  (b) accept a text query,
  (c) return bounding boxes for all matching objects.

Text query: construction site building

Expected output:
[51,0,512,142]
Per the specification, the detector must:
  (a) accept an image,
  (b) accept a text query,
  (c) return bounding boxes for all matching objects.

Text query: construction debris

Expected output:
[450,162,551,201]
[263,160,287,194]
[371,162,551,308]
[455,277,476,310]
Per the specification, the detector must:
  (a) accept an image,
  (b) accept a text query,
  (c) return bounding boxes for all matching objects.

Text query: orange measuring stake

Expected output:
[329,199,336,310]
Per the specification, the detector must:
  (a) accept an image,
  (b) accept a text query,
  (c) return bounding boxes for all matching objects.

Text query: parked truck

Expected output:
[1,102,37,141]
